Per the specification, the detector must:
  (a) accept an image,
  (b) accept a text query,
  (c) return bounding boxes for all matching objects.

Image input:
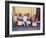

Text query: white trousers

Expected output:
[23,21,31,26]
[27,21,31,26]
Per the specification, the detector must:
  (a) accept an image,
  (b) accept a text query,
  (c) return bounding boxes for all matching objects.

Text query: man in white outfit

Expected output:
[23,14,27,26]
[26,13,31,26]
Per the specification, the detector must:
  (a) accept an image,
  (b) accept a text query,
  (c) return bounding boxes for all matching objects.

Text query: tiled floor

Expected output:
[12,23,40,31]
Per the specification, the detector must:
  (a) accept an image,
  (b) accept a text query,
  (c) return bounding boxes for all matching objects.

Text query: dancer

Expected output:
[32,15,37,27]
[27,13,31,27]
[23,14,27,26]
[17,14,23,27]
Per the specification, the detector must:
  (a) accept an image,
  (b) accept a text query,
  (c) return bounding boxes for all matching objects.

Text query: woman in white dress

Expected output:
[32,15,37,27]
[17,14,23,27]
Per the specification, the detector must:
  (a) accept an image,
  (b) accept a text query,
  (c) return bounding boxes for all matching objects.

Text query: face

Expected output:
[27,13,29,16]
[19,14,22,16]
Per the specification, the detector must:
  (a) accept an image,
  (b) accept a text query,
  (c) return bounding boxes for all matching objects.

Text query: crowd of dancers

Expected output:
[13,13,39,27]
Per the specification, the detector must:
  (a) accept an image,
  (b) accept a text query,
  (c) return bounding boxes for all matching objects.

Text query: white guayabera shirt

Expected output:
[23,16,27,22]
[18,16,23,20]
[27,16,31,26]
[22,16,27,26]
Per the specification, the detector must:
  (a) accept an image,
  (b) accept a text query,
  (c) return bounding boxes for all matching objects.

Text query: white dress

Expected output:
[17,21,23,26]
[23,16,27,22]
[32,22,37,26]
[17,16,23,26]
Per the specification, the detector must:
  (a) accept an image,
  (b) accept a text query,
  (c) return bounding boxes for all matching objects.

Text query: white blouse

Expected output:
[23,16,27,22]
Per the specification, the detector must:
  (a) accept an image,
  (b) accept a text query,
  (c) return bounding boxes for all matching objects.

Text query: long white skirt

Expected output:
[32,22,37,26]
[17,21,23,26]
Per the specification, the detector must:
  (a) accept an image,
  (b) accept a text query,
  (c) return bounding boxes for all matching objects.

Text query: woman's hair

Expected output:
[27,13,29,15]
[19,13,22,16]
[14,14,17,16]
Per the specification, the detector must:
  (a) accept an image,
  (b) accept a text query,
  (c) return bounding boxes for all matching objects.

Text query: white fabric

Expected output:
[27,16,31,19]
[17,21,23,26]
[23,16,27,26]
[27,21,31,24]
[13,16,17,22]
[23,16,27,21]
[27,21,31,26]
[32,22,37,26]
[18,16,23,20]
